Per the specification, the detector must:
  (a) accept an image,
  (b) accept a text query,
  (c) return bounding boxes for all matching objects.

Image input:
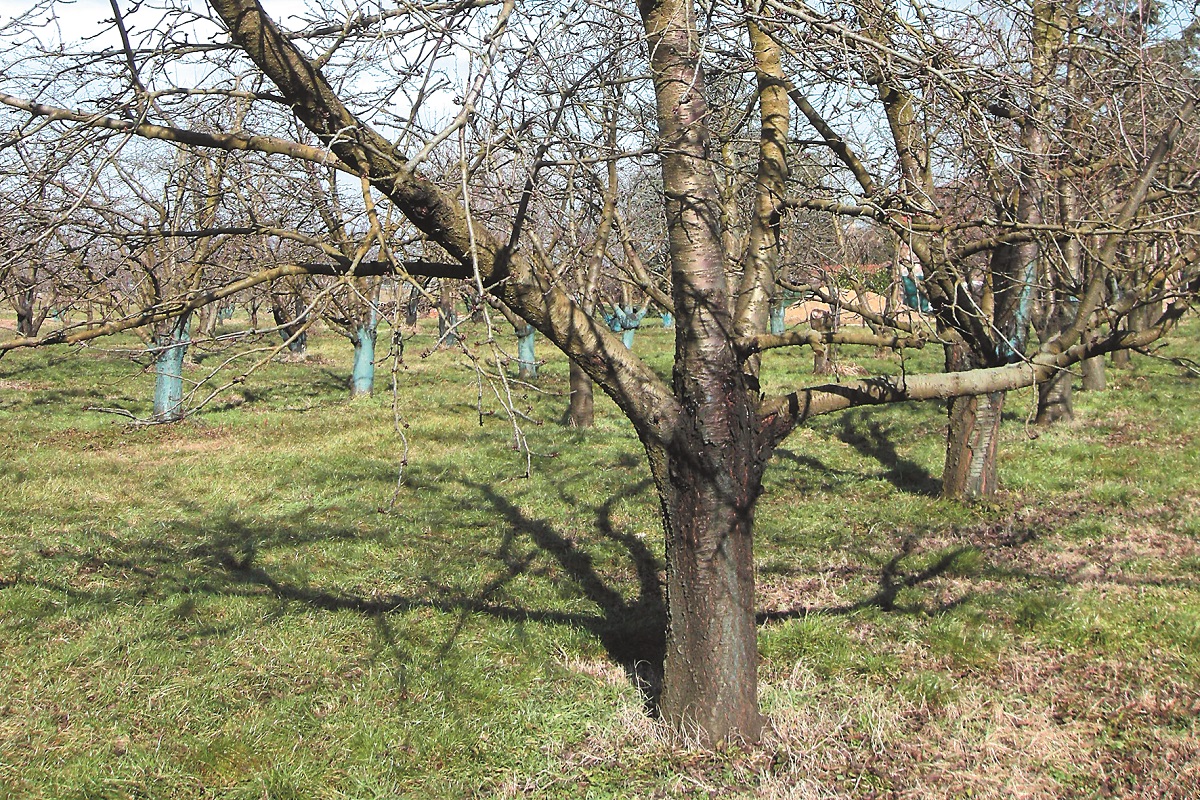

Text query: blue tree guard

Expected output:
[602,305,648,349]
[153,315,191,422]
[350,307,379,396]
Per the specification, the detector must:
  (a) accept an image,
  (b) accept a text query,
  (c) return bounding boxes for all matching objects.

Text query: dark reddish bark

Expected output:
[640,0,765,742]
[649,435,765,743]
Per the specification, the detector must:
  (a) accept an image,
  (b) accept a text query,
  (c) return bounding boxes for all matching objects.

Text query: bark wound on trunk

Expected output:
[943,391,1003,498]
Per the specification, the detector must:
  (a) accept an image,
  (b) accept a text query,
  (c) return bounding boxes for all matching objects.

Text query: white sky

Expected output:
[0,0,310,49]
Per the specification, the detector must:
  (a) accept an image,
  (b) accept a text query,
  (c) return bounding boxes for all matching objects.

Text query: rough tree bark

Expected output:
[942,342,1004,498]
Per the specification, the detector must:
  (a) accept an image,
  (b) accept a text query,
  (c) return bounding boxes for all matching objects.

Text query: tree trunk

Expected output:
[562,361,594,427]
[768,298,787,335]
[1035,370,1073,425]
[639,0,766,743]
[270,296,307,355]
[515,324,537,380]
[14,285,45,337]
[813,343,835,375]
[1035,300,1074,425]
[438,280,459,348]
[152,315,191,422]
[942,344,1004,498]
[350,315,378,397]
[404,281,421,327]
[943,390,1004,498]
[648,437,765,743]
[1081,355,1106,391]
[200,305,219,336]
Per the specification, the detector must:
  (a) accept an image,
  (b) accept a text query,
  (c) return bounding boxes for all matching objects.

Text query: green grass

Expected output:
[2,315,1200,798]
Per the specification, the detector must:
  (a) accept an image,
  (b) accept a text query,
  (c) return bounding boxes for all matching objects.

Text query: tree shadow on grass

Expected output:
[757,535,976,623]
[203,474,668,710]
[11,474,668,711]
[20,469,1192,718]
[463,477,666,708]
[833,410,941,496]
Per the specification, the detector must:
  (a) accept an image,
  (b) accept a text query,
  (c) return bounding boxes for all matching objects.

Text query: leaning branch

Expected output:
[0,92,350,171]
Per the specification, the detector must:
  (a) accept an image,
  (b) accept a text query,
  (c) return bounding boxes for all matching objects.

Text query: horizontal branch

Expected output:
[756,322,1173,447]
[0,92,350,172]
[736,327,926,357]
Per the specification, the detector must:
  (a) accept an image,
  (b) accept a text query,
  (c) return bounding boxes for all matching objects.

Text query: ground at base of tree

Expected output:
[1,318,1198,799]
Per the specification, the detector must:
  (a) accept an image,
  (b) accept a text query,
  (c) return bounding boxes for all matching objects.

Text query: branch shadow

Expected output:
[10,475,668,712]
[757,535,975,623]
[834,410,941,496]
[463,477,666,710]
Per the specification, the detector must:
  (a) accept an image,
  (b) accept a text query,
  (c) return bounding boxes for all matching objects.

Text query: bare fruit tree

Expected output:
[2,0,1198,743]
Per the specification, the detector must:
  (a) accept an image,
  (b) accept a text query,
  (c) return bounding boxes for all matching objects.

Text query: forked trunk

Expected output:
[14,285,48,338]
[271,296,308,355]
[404,283,421,327]
[648,440,765,743]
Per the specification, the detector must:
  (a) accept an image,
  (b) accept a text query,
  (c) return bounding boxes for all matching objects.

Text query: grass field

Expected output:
[2,315,1198,799]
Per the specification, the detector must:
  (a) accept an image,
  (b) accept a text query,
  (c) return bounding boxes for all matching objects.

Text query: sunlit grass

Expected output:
[2,315,1199,798]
